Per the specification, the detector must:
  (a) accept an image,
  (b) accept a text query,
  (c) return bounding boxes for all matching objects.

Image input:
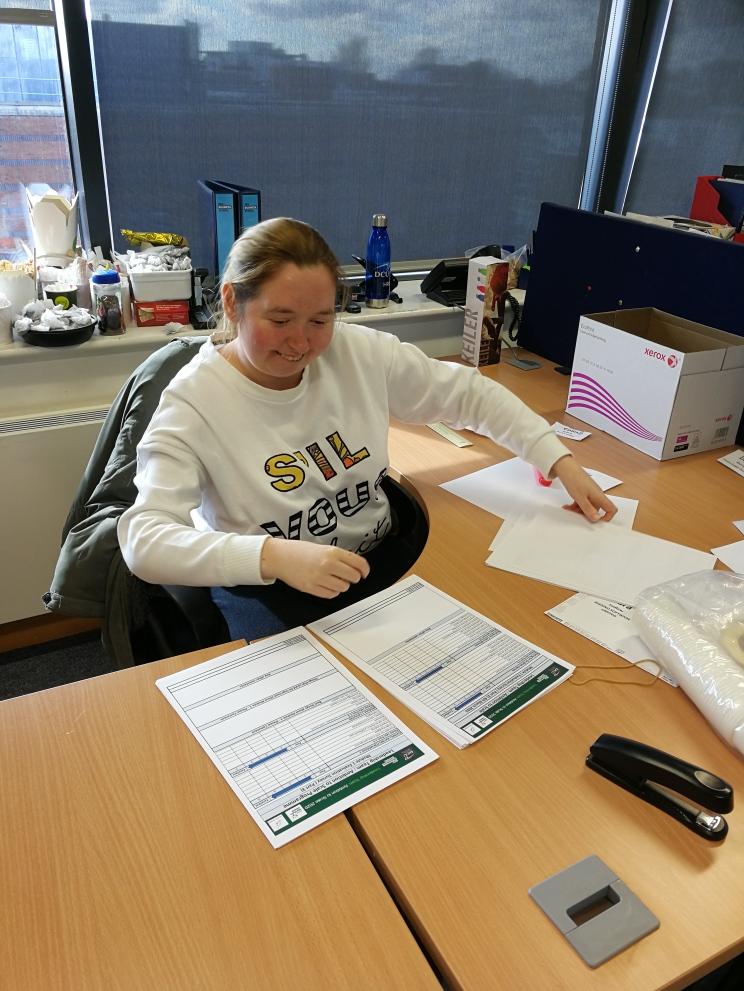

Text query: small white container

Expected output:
[120,276,132,326]
[129,268,192,302]
[0,271,36,318]
[0,297,12,343]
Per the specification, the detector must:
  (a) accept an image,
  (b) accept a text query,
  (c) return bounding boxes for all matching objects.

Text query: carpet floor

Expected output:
[0,631,116,702]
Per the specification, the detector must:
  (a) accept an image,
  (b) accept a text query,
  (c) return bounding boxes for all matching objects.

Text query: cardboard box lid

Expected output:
[584,307,744,373]
[685,320,744,369]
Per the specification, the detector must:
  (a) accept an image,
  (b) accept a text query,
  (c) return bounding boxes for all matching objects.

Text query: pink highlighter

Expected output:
[533,467,553,487]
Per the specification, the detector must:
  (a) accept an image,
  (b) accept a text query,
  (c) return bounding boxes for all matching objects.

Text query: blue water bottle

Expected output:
[365,213,391,308]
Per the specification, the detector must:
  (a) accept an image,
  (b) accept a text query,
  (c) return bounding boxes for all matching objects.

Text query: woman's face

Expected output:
[223,262,336,389]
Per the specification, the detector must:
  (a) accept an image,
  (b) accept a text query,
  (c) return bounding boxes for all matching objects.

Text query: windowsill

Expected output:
[0,279,471,415]
[0,324,201,365]
[0,282,473,421]
[0,281,469,365]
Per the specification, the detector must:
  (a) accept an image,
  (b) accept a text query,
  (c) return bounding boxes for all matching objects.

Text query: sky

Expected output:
[87,0,604,82]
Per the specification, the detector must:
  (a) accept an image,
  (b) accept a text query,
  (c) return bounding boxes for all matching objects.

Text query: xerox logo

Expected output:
[643,347,678,367]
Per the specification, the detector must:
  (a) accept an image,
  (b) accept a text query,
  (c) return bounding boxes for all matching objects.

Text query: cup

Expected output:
[43,283,78,309]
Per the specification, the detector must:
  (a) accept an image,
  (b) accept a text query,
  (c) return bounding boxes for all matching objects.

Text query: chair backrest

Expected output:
[44,337,209,665]
[65,337,207,540]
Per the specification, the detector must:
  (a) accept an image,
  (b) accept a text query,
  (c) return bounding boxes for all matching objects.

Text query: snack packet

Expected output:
[120,229,186,248]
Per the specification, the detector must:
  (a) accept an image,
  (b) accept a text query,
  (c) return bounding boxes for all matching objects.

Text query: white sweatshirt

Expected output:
[118,322,568,587]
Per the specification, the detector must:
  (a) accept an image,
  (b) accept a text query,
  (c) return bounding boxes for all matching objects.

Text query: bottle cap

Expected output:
[91,268,120,285]
[372,214,388,227]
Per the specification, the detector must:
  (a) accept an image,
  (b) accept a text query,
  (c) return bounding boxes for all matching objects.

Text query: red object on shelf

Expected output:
[134,299,190,327]
[690,175,744,243]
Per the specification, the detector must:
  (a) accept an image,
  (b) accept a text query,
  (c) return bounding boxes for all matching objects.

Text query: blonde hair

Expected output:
[212,218,340,344]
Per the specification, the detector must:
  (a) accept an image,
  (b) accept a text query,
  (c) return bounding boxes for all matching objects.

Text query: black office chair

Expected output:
[45,337,428,667]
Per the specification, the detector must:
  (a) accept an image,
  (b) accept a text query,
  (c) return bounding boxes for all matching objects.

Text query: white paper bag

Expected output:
[26,188,79,264]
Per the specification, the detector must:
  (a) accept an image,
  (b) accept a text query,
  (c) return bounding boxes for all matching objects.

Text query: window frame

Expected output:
[53,0,112,256]
[581,0,674,215]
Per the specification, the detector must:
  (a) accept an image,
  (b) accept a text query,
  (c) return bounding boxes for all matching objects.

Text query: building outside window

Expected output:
[86,1,609,272]
[6,2,742,276]
[0,1,74,261]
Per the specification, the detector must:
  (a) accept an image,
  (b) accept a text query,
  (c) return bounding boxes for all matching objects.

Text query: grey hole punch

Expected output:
[529,855,659,968]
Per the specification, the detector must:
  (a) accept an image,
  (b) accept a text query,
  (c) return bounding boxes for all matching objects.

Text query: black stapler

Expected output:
[587,734,734,841]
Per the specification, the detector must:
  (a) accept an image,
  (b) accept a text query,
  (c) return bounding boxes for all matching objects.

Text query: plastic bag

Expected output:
[500,245,529,290]
[634,571,744,756]
[114,245,191,273]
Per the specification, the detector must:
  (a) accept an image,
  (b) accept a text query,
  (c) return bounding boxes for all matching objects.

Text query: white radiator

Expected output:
[0,409,107,624]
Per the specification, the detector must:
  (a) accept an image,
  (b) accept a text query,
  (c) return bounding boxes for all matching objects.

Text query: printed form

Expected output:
[308,575,574,748]
[157,629,437,848]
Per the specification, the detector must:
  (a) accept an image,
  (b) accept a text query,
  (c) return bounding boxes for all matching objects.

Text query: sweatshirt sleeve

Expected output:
[380,334,569,477]
[117,400,273,588]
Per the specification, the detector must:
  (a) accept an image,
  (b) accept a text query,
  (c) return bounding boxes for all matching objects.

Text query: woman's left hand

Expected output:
[551,455,617,522]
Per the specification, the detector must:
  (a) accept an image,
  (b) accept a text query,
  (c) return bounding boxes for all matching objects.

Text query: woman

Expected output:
[118,218,616,639]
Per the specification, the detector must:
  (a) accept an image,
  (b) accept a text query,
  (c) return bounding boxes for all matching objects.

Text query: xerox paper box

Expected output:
[461,256,508,367]
[567,308,744,460]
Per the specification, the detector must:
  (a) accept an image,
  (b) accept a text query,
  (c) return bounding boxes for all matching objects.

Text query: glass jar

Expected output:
[90,268,126,334]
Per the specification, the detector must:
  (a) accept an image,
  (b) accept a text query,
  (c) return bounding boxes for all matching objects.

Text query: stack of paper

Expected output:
[157,629,437,848]
[308,575,574,748]
[486,506,717,606]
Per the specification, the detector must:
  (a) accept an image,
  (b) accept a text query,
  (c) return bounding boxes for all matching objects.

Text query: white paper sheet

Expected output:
[733,521,744,536]
[491,496,638,550]
[157,629,437,848]
[719,449,744,479]
[308,575,574,749]
[485,505,717,606]
[552,422,591,441]
[710,539,744,573]
[441,457,622,522]
[545,594,677,686]
[489,495,639,550]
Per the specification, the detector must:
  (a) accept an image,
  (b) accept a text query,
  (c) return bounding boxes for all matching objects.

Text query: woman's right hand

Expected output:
[260,538,370,598]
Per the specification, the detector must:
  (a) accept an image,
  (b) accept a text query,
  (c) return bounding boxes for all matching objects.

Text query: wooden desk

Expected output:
[347,356,744,991]
[0,644,439,990]
[2,356,741,990]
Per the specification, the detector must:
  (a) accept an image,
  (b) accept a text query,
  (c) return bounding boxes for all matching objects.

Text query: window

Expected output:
[0,2,75,261]
[86,1,610,272]
[625,0,744,218]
